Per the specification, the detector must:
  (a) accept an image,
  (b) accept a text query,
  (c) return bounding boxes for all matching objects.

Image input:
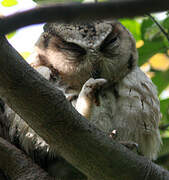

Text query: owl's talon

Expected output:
[109,130,117,139]
[119,141,140,154]
[66,94,78,102]
[81,78,107,105]
[109,132,142,155]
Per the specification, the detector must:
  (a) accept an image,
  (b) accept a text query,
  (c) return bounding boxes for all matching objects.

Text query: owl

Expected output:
[0,20,162,179]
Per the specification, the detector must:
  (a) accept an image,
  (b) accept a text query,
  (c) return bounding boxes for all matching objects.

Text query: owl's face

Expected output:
[34,20,138,90]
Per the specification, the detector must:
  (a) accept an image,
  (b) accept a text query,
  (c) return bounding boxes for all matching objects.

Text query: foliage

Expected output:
[1,0,18,7]
[120,18,141,41]
[160,98,169,125]
[6,31,16,39]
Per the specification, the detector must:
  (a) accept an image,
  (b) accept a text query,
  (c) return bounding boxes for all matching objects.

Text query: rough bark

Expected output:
[0,137,52,180]
[0,35,169,180]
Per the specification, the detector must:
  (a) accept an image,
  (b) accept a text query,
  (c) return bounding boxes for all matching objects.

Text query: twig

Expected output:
[0,0,169,35]
[148,14,169,42]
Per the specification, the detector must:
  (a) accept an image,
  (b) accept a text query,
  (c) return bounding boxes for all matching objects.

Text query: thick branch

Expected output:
[0,137,52,180]
[0,0,169,35]
[0,36,169,179]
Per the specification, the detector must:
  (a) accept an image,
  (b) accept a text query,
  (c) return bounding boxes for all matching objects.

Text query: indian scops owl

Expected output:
[31,20,162,159]
[0,20,162,179]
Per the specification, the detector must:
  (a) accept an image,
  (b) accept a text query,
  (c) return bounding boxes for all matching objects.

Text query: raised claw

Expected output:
[80,78,107,100]
[75,78,107,118]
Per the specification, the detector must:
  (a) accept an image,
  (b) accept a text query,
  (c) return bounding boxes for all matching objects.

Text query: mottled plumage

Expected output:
[0,20,162,179]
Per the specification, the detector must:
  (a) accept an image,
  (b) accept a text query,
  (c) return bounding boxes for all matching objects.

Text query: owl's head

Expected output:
[34,20,138,89]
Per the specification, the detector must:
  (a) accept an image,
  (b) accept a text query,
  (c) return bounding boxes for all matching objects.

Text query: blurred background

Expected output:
[0,0,169,168]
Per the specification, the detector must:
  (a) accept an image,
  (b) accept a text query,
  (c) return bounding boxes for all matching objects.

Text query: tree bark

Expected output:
[0,137,52,180]
[0,0,169,35]
[0,35,169,179]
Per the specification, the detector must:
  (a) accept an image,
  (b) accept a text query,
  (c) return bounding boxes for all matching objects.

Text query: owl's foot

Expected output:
[119,141,138,151]
[80,78,107,106]
[76,78,107,118]
[34,65,52,80]
[109,130,141,155]
[120,141,143,156]
[109,130,140,154]
[109,130,118,139]
[66,94,78,102]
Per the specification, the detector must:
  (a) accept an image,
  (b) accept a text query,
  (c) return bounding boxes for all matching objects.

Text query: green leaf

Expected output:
[33,0,83,3]
[138,16,169,66]
[159,138,169,157]
[20,52,31,60]
[163,17,169,30]
[1,0,18,7]
[141,17,166,42]
[120,19,141,41]
[152,70,169,95]
[6,31,16,39]
[138,40,167,66]
[141,18,154,41]
[160,98,169,124]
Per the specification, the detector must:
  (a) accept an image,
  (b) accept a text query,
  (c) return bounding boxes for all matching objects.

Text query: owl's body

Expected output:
[0,20,161,179]
[89,67,161,159]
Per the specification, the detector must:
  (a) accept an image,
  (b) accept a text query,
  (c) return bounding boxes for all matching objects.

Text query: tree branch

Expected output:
[0,0,169,35]
[0,137,52,180]
[148,14,169,42]
[0,35,169,179]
